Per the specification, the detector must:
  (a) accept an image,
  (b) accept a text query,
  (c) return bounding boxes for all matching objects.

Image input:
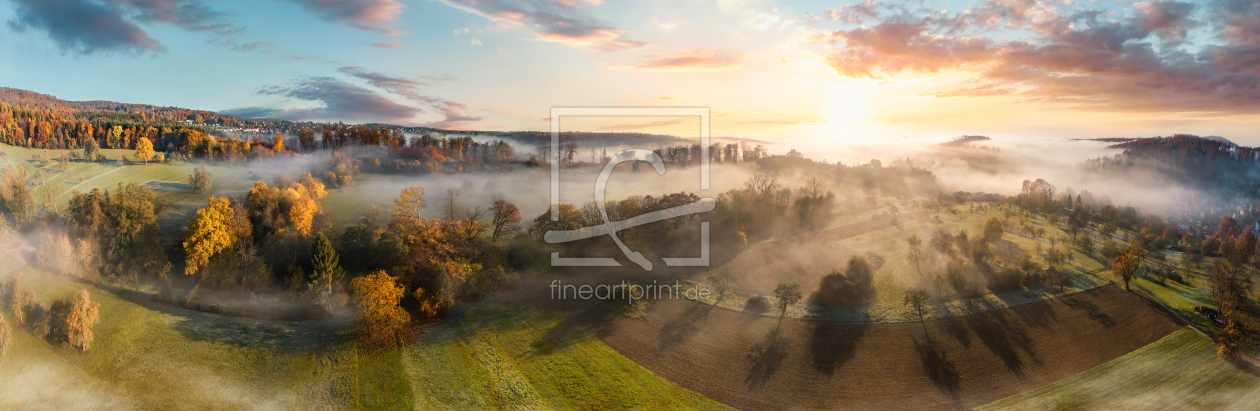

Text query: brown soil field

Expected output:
[561,285,1182,410]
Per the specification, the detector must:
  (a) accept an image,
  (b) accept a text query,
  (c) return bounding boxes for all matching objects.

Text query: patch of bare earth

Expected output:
[561,285,1182,410]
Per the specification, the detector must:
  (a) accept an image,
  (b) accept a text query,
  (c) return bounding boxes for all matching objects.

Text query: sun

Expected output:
[818,84,874,137]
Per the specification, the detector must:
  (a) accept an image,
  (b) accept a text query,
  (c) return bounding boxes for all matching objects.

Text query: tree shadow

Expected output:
[528,320,590,356]
[964,309,1039,378]
[1012,299,1058,332]
[745,328,794,389]
[807,320,866,376]
[558,299,622,339]
[1061,294,1115,327]
[656,301,715,352]
[913,336,960,403]
[942,317,971,349]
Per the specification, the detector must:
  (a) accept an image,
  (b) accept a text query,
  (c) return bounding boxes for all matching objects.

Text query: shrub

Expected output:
[1167,272,1185,285]
[814,256,875,306]
[987,265,1025,293]
[744,296,771,313]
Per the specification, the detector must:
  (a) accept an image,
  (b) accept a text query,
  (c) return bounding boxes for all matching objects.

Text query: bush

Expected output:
[814,256,875,306]
[744,296,771,313]
[987,265,1025,293]
[1167,272,1185,285]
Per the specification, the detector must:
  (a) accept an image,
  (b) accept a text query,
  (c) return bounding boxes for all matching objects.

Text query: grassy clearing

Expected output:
[0,264,411,410]
[695,203,1121,323]
[978,327,1260,410]
[0,262,725,410]
[403,301,732,410]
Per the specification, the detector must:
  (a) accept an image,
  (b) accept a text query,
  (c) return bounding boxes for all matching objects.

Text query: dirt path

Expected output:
[560,285,1183,410]
[0,231,35,265]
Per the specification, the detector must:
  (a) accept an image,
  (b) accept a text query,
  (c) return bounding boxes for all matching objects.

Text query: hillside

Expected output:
[1081,134,1260,196]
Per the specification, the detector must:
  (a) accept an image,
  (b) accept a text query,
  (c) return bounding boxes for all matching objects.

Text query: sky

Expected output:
[1,0,1259,146]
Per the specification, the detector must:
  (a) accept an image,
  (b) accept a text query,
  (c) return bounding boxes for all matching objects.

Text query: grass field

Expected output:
[0,260,722,410]
[694,203,1120,323]
[403,301,732,410]
[978,327,1260,410]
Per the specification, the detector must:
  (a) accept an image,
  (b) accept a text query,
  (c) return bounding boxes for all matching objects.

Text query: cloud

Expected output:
[436,0,647,51]
[372,39,408,49]
[256,77,421,123]
[652,17,676,30]
[218,107,282,118]
[6,0,165,55]
[231,41,273,53]
[5,0,253,55]
[335,66,482,128]
[417,99,484,129]
[337,66,429,99]
[806,0,1260,112]
[595,117,694,131]
[281,0,405,34]
[611,49,747,71]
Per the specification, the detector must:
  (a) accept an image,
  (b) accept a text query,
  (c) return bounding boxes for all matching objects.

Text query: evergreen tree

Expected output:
[308,233,346,310]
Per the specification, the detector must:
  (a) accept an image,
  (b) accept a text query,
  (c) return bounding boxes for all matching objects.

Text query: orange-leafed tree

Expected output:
[65,289,100,351]
[351,271,410,348]
[1112,244,1145,291]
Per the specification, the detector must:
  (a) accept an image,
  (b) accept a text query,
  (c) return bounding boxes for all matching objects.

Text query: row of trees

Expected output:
[1,275,100,351]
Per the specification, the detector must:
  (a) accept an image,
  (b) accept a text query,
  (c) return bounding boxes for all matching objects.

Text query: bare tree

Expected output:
[444,188,463,221]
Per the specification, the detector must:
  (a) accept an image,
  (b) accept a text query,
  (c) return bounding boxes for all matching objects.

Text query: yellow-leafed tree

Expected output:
[351,270,410,348]
[393,185,426,220]
[65,289,100,351]
[135,137,155,164]
[184,197,236,275]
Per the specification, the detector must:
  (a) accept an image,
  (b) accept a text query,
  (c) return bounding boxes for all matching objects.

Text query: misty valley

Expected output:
[4,0,1260,409]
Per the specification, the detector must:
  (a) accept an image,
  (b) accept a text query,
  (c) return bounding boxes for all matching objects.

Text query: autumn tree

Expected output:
[1047,267,1074,294]
[351,270,410,348]
[444,188,463,221]
[393,185,426,220]
[490,199,521,241]
[364,203,390,229]
[309,233,346,310]
[1210,263,1258,359]
[773,282,802,331]
[64,289,100,351]
[706,272,735,305]
[903,287,930,326]
[189,166,212,193]
[982,217,1004,242]
[135,137,155,164]
[184,197,236,276]
[906,235,923,274]
[1112,244,1145,291]
[0,312,10,358]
